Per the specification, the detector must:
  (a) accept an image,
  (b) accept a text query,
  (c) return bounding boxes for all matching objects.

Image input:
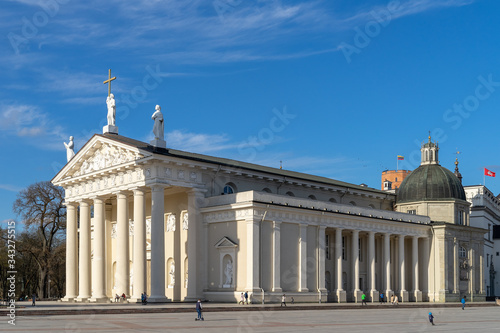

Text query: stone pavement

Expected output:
[0,299,496,316]
[0,304,499,333]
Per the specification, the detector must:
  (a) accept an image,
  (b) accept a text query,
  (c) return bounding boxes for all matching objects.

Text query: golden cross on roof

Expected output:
[103,69,116,96]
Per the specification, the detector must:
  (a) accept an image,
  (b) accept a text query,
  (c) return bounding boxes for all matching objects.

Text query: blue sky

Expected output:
[2,0,500,223]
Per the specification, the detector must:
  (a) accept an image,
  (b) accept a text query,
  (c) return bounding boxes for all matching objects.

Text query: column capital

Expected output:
[64,201,78,207]
[78,199,92,206]
[149,184,166,192]
[89,196,106,203]
[131,186,148,195]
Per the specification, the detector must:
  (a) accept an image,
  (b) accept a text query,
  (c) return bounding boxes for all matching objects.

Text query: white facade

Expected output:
[465,185,500,297]
[52,133,486,303]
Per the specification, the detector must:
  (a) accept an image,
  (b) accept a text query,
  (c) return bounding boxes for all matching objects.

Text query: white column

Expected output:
[116,192,130,298]
[149,185,167,302]
[318,226,327,295]
[412,235,421,301]
[272,221,282,292]
[246,217,260,293]
[335,228,346,302]
[63,202,78,301]
[91,198,106,301]
[78,200,91,301]
[352,230,361,302]
[480,252,484,294]
[368,231,378,302]
[453,238,459,294]
[422,237,430,300]
[384,233,392,298]
[186,189,204,301]
[130,188,146,302]
[299,224,308,292]
[470,248,475,300]
[398,235,408,302]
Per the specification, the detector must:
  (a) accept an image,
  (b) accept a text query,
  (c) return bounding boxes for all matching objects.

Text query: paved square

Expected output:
[1,306,499,332]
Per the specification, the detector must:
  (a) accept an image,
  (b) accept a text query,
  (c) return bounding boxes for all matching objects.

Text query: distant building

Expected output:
[464,185,500,298]
[381,170,411,190]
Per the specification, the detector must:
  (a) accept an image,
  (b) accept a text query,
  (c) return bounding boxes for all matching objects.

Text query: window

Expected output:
[359,238,362,262]
[308,195,317,200]
[326,235,330,260]
[262,188,272,193]
[342,236,346,260]
[349,201,356,206]
[407,209,416,215]
[329,198,337,203]
[459,246,467,258]
[223,184,234,194]
[286,191,295,197]
[458,210,464,225]
[487,254,490,267]
[488,224,492,241]
[395,177,398,182]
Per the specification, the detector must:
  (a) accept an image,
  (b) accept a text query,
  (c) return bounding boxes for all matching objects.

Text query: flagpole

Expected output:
[397,157,399,171]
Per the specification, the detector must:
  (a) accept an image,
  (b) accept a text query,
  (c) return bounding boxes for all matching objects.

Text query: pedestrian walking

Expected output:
[428,312,435,325]
[244,291,249,304]
[291,297,294,304]
[461,296,466,310]
[361,292,367,306]
[390,294,395,305]
[379,293,384,303]
[195,299,204,321]
[394,295,399,305]
[281,294,287,307]
[31,293,36,306]
[239,292,245,305]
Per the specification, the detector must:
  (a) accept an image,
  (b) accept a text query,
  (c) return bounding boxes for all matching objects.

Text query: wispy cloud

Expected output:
[0,104,67,150]
[0,184,24,192]
[166,130,240,154]
[333,0,477,29]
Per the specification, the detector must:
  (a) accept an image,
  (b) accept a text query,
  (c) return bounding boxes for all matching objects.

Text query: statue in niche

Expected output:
[182,213,189,230]
[169,262,175,287]
[224,258,233,286]
[167,214,176,232]
[64,136,75,162]
[151,105,164,140]
[106,93,116,126]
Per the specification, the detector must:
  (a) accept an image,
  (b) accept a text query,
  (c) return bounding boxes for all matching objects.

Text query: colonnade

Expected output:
[63,186,203,303]
[328,228,429,303]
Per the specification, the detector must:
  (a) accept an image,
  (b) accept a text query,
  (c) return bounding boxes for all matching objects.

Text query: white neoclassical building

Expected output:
[52,126,486,303]
[464,184,500,298]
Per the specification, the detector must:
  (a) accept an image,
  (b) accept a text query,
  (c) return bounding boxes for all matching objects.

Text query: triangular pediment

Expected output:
[215,236,238,248]
[52,134,151,184]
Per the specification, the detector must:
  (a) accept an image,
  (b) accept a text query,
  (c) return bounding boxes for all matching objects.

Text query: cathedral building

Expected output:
[52,111,486,303]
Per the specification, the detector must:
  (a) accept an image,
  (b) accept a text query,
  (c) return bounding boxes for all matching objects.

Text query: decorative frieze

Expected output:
[74,144,143,177]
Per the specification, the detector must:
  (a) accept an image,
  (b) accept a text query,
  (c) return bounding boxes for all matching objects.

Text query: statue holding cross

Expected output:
[102,69,119,134]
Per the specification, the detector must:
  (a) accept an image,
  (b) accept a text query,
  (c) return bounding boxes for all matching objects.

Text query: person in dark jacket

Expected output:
[195,299,204,321]
[428,312,435,325]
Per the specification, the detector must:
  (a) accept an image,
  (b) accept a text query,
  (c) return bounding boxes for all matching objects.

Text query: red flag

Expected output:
[485,168,496,177]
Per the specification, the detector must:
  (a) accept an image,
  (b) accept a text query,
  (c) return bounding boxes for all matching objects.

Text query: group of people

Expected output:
[114,293,128,302]
[361,292,400,305]
[238,291,249,305]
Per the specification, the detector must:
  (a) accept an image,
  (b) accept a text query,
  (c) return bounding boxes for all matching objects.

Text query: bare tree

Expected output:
[13,181,66,298]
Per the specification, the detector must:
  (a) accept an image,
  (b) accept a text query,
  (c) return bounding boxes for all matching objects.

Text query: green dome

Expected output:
[397,164,465,203]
